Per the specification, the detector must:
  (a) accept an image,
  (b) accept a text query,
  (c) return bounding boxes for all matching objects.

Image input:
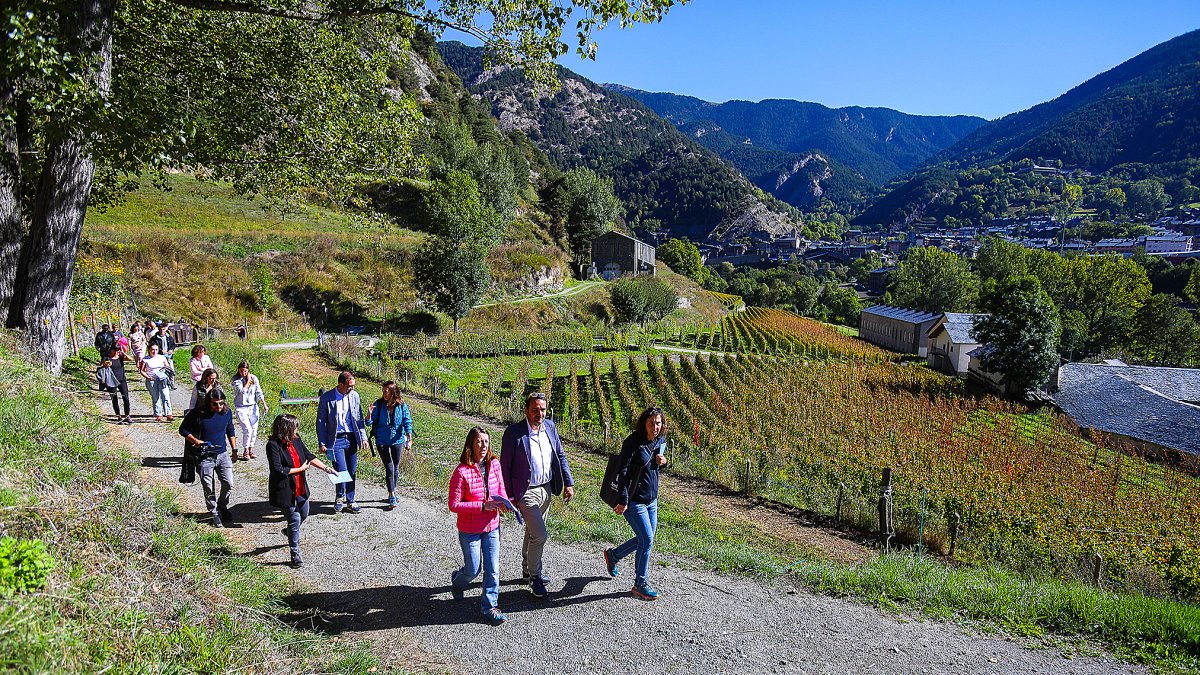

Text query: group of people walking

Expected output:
[98,328,668,625]
[449,393,668,624]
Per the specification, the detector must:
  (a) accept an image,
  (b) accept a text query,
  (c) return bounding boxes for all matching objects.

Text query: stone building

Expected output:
[858,305,941,356]
[591,231,656,280]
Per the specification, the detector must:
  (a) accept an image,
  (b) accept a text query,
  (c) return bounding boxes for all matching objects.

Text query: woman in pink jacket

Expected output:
[448,426,512,625]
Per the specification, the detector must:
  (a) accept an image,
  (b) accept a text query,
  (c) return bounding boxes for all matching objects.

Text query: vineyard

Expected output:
[325,307,1200,600]
[663,307,891,362]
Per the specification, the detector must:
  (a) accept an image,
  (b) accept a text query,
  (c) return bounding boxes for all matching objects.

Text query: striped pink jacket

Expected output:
[448,458,509,534]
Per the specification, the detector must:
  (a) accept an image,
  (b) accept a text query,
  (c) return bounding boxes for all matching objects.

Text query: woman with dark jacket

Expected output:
[266,414,337,568]
[602,406,668,600]
[368,380,413,510]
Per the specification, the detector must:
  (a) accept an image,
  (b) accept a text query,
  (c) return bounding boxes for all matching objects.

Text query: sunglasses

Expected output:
[528,392,546,401]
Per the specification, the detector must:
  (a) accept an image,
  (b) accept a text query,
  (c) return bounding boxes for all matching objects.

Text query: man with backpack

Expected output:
[94,324,117,357]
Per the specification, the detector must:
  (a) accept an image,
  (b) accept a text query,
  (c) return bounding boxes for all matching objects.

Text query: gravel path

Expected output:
[110,377,1141,675]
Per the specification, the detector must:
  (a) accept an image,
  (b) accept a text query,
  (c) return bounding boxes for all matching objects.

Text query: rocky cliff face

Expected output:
[438,41,800,243]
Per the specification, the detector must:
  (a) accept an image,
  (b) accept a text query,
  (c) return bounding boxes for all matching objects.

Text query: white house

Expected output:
[1144,234,1194,254]
[927,313,987,377]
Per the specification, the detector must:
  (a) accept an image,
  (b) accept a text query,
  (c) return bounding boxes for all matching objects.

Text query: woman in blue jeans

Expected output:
[266,414,337,568]
[448,427,513,625]
[369,381,413,510]
[603,406,668,600]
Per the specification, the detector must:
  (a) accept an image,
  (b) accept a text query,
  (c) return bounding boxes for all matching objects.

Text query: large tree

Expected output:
[543,168,621,264]
[412,171,500,330]
[2,0,686,373]
[656,238,703,280]
[972,275,1061,392]
[889,246,979,314]
[1130,293,1199,366]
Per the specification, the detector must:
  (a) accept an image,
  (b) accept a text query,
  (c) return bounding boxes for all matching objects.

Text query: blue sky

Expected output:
[530,0,1200,120]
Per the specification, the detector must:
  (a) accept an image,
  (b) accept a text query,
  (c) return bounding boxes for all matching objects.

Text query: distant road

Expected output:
[473,279,605,308]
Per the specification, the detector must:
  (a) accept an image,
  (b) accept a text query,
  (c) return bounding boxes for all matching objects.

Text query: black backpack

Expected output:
[95,331,116,356]
[599,444,657,508]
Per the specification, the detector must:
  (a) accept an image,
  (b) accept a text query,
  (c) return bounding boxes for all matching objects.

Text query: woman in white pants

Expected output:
[231,361,268,460]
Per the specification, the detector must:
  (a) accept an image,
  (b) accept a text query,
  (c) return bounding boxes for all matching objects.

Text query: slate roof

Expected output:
[928,313,987,344]
[1054,363,1200,455]
[860,305,940,324]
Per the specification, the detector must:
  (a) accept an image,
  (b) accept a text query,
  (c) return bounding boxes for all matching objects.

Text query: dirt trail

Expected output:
[108,349,1140,675]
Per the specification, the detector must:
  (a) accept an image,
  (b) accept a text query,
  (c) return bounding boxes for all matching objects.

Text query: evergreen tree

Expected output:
[972,275,1061,392]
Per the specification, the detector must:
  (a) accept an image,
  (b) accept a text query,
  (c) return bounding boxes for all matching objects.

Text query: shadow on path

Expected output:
[284,575,625,630]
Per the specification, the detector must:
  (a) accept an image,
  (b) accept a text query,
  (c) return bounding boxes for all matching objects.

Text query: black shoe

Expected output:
[219,508,234,524]
[451,572,464,601]
[290,555,304,568]
[530,577,548,598]
[212,515,224,528]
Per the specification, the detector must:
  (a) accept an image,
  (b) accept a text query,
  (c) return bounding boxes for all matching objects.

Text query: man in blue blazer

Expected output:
[500,392,575,598]
[316,371,366,513]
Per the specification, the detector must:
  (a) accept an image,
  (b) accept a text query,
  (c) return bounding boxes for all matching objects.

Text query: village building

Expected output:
[591,231,656,280]
[926,313,987,377]
[1144,233,1195,254]
[858,305,941,356]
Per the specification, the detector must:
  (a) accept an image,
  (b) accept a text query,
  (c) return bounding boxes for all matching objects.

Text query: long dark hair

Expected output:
[635,406,666,442]
[459,426,494,466]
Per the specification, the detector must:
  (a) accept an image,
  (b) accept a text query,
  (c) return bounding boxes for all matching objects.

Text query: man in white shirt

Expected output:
[499,393,575,598]
[316,371,366,513]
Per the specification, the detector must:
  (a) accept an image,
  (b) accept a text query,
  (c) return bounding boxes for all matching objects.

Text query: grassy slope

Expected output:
[0,335,385,673]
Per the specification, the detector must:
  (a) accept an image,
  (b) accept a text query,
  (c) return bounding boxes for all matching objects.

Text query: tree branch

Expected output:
[160,0,500,47]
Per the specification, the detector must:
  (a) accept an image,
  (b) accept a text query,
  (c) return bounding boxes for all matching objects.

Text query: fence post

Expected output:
[917,487,927,556]
[949,512,960,558]
[835,483,845,523]
[68,311,79,356]
[878,467,892,552]
[1091,552,1104,587]
[743,458,752,495]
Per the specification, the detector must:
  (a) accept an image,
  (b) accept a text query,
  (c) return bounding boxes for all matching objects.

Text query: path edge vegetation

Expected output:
[312,340,1200,672]
[0,332,394,673]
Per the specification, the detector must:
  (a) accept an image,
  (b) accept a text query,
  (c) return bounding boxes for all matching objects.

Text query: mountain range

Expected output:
[854,28,1200,227]
[610,86,986,186]
[439,41,805,242]
[441,27,1200,240]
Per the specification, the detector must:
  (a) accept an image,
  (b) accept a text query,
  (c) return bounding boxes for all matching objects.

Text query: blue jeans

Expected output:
[147,378,172,416]
[611,500,658,586]
[453,529,500,614]
[282,495,310,555]
[325,435,359,502]
[379,443,403,493]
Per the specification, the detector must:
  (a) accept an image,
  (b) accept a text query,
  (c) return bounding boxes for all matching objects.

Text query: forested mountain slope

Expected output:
[438,41,800,242]
[855,29,1200,228]
[936,28,1200,169]
[615,87,985,187]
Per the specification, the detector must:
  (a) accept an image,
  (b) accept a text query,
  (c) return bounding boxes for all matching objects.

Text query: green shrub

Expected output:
[0,537,54,597]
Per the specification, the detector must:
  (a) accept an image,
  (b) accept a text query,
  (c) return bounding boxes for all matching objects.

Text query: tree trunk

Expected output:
[8,0,115,374]
[0,81,23,315]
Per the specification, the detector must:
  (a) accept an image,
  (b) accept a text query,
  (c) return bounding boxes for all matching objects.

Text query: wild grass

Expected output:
[0,334,386,673]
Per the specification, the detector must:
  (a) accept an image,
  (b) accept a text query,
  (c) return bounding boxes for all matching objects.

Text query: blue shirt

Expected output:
[179,408,236,453]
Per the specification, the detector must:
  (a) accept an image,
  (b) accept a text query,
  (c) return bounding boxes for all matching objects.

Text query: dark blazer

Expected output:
[499,418,574,501]
[266,436,316,508]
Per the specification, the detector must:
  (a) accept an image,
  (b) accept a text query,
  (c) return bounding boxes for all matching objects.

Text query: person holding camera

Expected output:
[266,414,337,568]
[602,406,668,601]
[179,389,239,527]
